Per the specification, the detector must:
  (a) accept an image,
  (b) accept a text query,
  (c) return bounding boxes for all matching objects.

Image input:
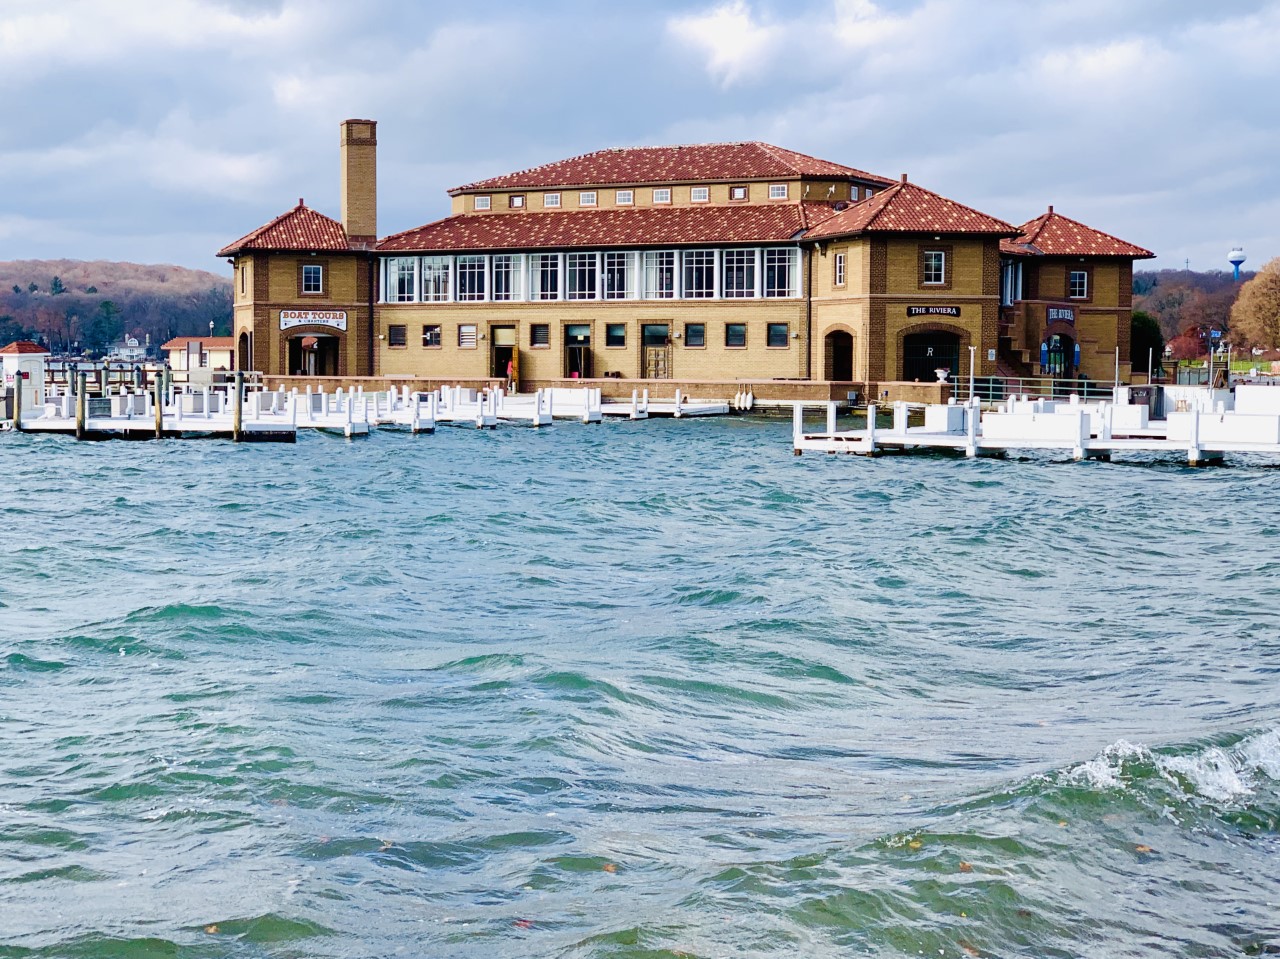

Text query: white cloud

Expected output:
[0,0,303,79]
[667,0,777,87]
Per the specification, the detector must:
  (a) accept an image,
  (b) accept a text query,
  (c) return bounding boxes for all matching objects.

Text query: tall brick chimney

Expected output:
[340,119,377,247]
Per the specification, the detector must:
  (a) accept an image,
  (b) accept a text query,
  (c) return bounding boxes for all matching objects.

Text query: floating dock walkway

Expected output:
[4,372,735,443]
[793,385,1280,466]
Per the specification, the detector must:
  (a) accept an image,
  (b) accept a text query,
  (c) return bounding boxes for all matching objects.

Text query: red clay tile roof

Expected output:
[379,204,820,253]
[804,178,1018,240]
[1001,207,1154,258]
[0,340,49,355]
[450,142,893,193]
[217,201,352,256]
[160,336,236,351]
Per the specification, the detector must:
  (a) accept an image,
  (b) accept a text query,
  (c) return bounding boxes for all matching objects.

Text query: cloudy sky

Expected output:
[1,0,1277,275]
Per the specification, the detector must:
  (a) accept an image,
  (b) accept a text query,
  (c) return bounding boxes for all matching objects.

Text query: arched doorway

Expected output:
[238,331,250,371]
[902,330,961,382]
[1041,333,1076,377]
[288,334,339,376]
[824,330,853,381]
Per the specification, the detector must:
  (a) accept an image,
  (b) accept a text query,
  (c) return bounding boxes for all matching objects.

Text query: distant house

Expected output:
[161,336,236,382]
[108,335,149,362]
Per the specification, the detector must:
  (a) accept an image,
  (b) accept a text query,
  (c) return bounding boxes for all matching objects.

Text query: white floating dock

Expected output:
[793,387,1280,466]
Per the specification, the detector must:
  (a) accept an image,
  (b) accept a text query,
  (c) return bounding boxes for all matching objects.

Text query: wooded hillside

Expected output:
[0,259,232,355]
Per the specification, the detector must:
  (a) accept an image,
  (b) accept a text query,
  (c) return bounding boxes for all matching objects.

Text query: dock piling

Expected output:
[792,403,803,455]
[153,376,164,438]
[75,372,87,440]
[11,368,22,431]
[232,370,244,442]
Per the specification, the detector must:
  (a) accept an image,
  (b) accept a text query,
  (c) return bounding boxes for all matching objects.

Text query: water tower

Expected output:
[1229,246,1246,280]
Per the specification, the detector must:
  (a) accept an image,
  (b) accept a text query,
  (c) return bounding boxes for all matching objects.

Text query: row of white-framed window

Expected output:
[378,248,802,303]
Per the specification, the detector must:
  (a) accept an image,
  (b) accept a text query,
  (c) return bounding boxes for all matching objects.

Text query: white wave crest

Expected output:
[1067,728,1279,804]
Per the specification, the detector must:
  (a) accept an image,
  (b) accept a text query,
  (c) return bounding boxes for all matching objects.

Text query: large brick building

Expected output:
[218,120,1153,393]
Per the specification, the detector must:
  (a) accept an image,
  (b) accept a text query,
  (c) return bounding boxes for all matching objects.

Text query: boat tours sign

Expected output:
[1046,305,1076,325]
[907,305,961,318]
[280,310,347,332]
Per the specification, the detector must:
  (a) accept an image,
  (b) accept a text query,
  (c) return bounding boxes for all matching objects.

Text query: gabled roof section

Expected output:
[1001,207,1154,258]
[217,200,352,257]
[0,340,49,355]
[378,204,816,253]
[160,336,236,351]
[449,142,893,194]
[804,177,1018,240]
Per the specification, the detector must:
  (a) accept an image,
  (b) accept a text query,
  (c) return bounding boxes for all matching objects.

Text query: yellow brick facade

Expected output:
[222,119,1150,395]
[376,301,808,383]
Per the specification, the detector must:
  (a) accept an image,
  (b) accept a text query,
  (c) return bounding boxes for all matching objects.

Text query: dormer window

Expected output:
[544,193,561,208]
[616,189,633,205]
[691,186,709,203]
[579,191,597,207]
[729,185,748,202]
[509,194,525,209]
[652,188,671,204]
[474,195,491,210]
[769,183,788,200]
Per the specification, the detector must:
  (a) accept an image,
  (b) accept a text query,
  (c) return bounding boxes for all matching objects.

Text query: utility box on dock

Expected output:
[924,405,967,434]
[0,341,49,413]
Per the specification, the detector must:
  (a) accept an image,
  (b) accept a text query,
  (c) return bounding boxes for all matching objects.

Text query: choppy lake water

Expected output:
[2,417,1278,958]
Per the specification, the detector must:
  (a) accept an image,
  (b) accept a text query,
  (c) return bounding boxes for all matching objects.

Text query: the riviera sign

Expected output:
[280,310,347,331]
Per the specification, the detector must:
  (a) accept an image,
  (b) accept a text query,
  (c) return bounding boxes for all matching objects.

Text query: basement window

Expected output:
[725,323,747,348]
[458,324,477,348]
[422,324,441,348]
[531,324,550,347]
[388,324,407,347]
[605,323,626,347]
[684,323,705,347]
[767,323,790,348]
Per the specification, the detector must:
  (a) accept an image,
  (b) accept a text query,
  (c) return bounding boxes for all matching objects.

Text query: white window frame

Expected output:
[642,250,676,298]
[652,188,671,204]
[391,257,417,303]
[923,250,946,286]
[544,193,561,208]
[1069,269,1088,299]
[682,249,716,298]
[691,186,709,203]
[421,255,452,301]
[456,255,487,301]
[834,252,846,287]
[492,254,524,301]
[474,195,491,210]
[579,191,597,207]
[531,253,560,300]
[302,263,323,294]
[566,252,597,300]
[603,251,632,299]
[616,189,633,206]
[722,248,756,298]
[763,247,797,298]
[768,183,788,200]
